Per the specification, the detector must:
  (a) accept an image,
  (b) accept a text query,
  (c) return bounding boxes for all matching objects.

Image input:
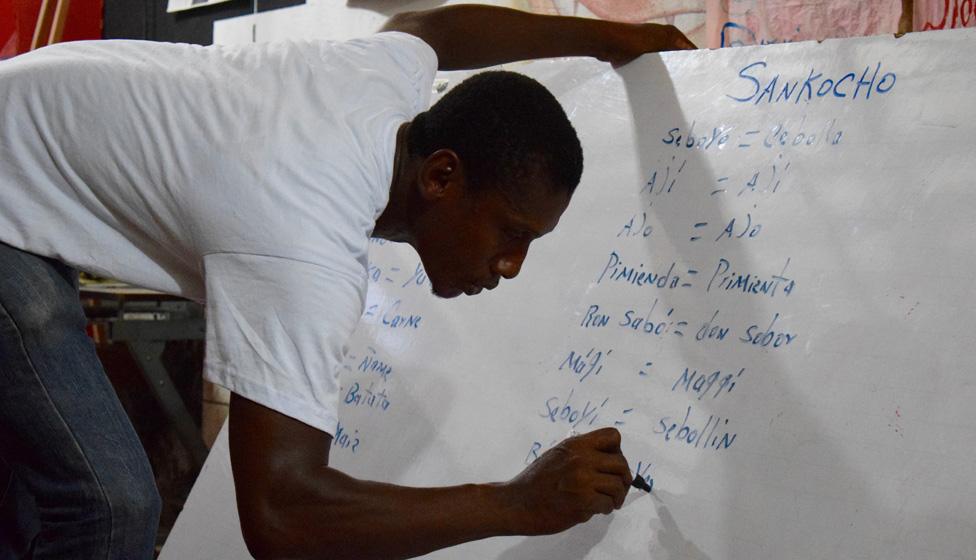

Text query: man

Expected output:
[0,5,694,558]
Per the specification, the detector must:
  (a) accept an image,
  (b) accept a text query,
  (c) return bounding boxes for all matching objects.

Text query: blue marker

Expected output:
[630,475,652,493]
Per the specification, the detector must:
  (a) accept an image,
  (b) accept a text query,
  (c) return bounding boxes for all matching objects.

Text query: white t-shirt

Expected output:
[0,33,438,434]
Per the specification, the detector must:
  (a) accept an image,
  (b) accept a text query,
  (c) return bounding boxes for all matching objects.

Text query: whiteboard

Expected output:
[162,28,976,560]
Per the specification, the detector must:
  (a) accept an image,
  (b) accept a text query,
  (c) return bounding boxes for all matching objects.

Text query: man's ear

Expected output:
[418,149,464,201]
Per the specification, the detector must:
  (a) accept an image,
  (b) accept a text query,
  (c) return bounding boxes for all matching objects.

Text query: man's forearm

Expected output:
[380,5,692,70]
[230,394,532,559]
[242,466,518,560]
[231,393,630,559]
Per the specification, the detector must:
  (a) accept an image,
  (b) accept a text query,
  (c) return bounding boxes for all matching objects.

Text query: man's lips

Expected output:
[461,276,501,296]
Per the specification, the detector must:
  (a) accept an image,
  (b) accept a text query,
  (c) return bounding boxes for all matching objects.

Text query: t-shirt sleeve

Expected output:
[326,31,438,116]
[202,252,365,435]
[368,31,439,114]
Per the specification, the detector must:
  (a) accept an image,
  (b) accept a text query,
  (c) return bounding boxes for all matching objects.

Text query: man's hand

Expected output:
[382,6,697,71]
[502,428,633,535]
[229,395,636,558]
[602,23,697,67]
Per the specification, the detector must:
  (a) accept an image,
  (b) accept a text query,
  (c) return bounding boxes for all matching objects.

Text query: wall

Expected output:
[102,0,303,44]
[0,0,102,59]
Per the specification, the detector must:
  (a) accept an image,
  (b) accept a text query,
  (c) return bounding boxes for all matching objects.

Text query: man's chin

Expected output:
[431,284,464,299]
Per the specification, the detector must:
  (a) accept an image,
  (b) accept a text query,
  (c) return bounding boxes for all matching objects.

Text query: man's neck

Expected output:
[373,122,416,244]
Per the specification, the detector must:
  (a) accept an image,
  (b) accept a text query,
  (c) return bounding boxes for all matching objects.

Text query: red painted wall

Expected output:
[1,0,103,59]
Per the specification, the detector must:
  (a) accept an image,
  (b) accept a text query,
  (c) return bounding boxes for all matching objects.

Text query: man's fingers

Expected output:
[590,474,628,510]
[578,427,621,451]
[560,428,634,509]
[588,491,618,515]
[595,453,633,488]
[668,25,698,50]
[678,35,698,50]
[568,428,632,487]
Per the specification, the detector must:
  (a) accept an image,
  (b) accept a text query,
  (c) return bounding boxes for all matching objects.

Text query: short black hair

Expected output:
[407,70,583,199]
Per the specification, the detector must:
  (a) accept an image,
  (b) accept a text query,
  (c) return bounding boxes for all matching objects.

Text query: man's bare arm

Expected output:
[230,394,632,560]
[380,5,696,71]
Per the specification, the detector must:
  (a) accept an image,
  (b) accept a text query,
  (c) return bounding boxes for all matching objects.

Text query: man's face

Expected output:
[413,181,572,299]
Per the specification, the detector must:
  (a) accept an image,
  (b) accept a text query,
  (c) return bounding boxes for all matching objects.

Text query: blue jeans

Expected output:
[0,242,160,559]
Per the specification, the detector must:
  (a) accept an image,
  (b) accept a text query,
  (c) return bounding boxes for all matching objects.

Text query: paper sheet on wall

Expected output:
[708,0,901,47]
[212,1,910,50]
[502,1,900,49]
[163,26,976,560]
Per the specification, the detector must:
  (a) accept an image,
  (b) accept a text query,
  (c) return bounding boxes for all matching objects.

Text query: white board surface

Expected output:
[162,28,976,560]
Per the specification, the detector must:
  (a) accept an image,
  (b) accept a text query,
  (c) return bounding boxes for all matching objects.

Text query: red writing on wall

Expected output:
[918,0,976,29]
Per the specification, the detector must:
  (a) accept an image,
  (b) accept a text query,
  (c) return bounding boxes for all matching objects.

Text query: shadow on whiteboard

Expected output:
[648,490,712,560]
[492,490,711,560]
[495,513,613,560]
